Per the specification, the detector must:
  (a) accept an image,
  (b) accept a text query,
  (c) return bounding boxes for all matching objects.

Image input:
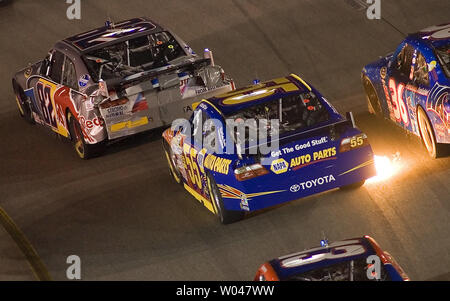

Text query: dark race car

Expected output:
[255,236,409,281]
[12,17,234,159]
[362,23,450,158]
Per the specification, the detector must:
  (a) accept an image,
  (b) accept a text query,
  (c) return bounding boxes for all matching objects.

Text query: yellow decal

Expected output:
[270,158,289,175]
[218,184,285,200]
[339,159,375,176]
[221,78,299,105]
[111,117,149,132]
[15,96,24,115]
[313,147,337,161]
[203,154,232,175]
[290,74,312,91]
[184,184,215,214]
[290,154,312,168]
[290,147,337,169]
[182,144,203,188]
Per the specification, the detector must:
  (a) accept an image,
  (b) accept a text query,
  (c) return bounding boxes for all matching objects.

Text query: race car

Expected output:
[12,17,234,159]
[362,23,450,158]
[162,74,376,224]
[254,236,409,281]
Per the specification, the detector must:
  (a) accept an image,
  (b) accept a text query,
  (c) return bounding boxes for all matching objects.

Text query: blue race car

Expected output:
[254,236,410,281]
[362,23,450,158]
[162,74,376,224]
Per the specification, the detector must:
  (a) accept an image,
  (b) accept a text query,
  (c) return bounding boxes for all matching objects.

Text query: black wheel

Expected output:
[68,112,104,159]
[206,173,244,224]
[13,81,34,124]
[363,76,383,117]
[162,140,182,185]
[417,106,444,158]
[340,180,366,190]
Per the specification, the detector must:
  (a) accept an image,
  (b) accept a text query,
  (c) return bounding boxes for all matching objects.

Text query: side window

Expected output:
[395,44,414,78]
[413,52,430,87]
[48,51,65,83]
[62,56,78,90]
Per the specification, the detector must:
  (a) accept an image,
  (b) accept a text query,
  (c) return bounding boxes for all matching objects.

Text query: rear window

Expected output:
[435,44,450,78]
[286,258,392,281]
[83,31,185,82]
[226,91,329,146]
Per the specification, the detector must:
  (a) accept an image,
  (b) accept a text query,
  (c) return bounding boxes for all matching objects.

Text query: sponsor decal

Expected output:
[203,154,232,175]
[380,67,387,79]
[24,67,33,79]
[270,158,289,175]
[271,137,328,157]
[240,194,250,212]
[131,93,149,113]
[79,116,103,130]
[290,147,337,170]
[78,74,90,88]
[290,175,336,193]
[105,105,126,118]
[110,117,149,133]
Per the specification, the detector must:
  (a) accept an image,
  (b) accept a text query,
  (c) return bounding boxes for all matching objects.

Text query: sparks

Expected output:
[367,153,402,183]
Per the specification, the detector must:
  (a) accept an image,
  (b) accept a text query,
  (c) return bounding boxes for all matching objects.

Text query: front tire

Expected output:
[68,112,104,159]
[417,106,444,158]
[207,174,244,224]
[363,76,383,117]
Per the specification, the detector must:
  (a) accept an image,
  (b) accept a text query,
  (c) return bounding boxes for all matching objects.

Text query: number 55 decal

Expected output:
[389,79,409,126]
[183,145,203,189]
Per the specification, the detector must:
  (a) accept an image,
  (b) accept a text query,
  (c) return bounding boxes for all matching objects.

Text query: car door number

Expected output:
[36,82,57,128]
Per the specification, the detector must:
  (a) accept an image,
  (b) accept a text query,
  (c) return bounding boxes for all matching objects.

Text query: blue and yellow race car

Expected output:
[362,23,450,158]
[162,75,376,224]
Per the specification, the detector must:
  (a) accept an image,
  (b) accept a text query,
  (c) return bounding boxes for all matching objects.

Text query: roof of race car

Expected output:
[63,17,164,53]
[204,74,317,116]
[268,237,377,281]
[409,23,450,49]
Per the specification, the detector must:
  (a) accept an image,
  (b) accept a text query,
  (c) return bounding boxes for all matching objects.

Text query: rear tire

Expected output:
[207,173,244,224]
[417,106,444,158]
[340,180,365,190]
[68,112,104,159]
[363,76,383,117]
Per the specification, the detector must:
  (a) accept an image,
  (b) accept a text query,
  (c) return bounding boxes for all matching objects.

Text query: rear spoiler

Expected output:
[242,112,357,156]
[105,58,211,89]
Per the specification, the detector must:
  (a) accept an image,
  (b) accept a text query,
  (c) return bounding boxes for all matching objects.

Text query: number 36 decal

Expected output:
[389,79,410,126]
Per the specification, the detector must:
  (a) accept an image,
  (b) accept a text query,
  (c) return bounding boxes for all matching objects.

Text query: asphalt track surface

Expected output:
[0,0,449,281]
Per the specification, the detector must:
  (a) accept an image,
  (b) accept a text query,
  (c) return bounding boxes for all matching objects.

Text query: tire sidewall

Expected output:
[417,107,437,158]
[207,173,224,222]
[68,112,87,159]
[364,76,383,117]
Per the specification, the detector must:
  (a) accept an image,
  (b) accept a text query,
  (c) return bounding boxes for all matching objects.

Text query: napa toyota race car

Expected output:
[162,75,376,224]
[362,23,450,158]
[12,17,234,159]
[254,236,410,281]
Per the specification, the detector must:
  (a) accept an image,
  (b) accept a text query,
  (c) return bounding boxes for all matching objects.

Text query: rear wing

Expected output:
[105,58,212,89]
